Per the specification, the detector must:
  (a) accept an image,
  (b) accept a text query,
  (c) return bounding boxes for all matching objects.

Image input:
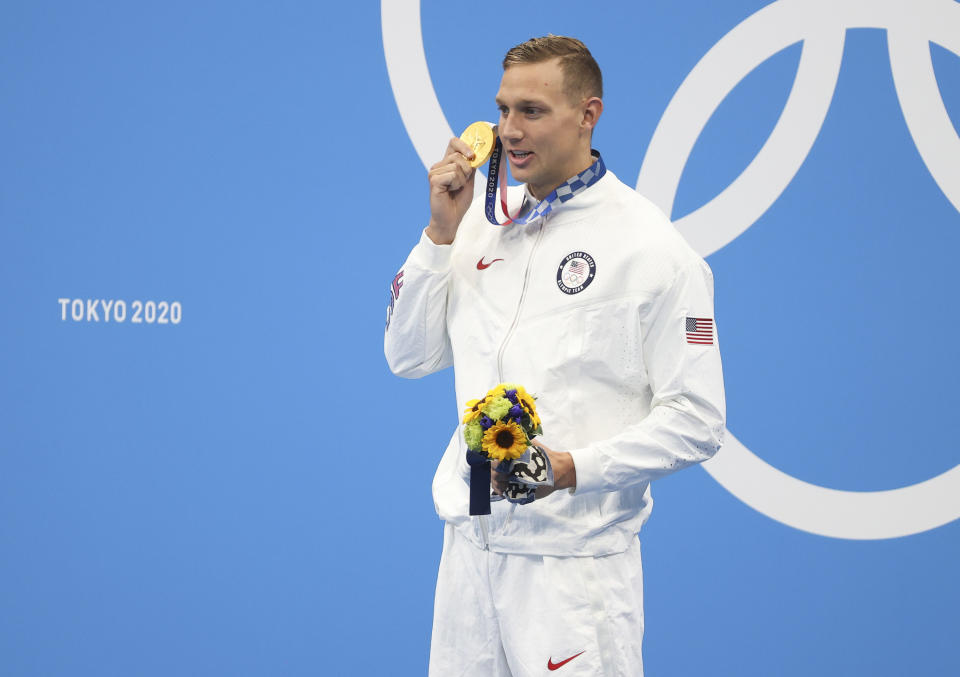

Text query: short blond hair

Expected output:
[502,35,603,102]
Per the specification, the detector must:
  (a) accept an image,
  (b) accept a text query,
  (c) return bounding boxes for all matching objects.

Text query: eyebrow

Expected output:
[494,97,549,108]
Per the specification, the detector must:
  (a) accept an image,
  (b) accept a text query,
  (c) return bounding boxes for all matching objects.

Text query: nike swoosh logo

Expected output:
[476,257,504,270]
[547,651,585,671]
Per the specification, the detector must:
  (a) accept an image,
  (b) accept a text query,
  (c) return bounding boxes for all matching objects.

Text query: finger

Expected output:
[450,153,474,182]
[430,156,473,179]
[447,137,476,163]
[429,155,460,172]
[429,167,466,193]
[430,139,474,171]
[535,486,554,500]
[431,154,474,187]
[429,157,472,181]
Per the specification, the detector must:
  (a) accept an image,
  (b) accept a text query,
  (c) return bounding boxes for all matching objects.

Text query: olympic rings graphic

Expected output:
[381,0,960,539]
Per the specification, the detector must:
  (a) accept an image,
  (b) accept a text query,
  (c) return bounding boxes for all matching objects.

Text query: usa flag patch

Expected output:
[686,317,714,345]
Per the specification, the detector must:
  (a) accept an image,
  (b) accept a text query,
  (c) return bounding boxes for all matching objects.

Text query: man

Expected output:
[385,36,725,676]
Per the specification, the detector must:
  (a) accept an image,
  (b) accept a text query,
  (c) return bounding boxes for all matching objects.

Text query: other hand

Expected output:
[490,441,577,499]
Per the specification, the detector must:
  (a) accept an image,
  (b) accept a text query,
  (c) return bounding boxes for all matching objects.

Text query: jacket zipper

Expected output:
[497,216,547,382]
[480,216,546,549]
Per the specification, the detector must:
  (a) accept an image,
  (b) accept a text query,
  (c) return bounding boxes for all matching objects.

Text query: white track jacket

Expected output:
[385,170,726,557]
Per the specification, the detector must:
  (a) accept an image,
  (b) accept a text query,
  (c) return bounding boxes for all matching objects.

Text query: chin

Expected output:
[508,168,531,185]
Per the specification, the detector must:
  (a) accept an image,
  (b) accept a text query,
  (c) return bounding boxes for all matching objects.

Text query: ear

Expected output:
[580,97,603,133]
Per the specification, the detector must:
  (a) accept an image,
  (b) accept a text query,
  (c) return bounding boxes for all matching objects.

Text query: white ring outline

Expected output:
[636,0,960,256]
[636,0,960,540]
[380,0,960,539]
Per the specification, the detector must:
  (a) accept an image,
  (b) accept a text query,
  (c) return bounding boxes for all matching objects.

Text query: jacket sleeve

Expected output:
[384,229,455,379]
[568,259,726,494]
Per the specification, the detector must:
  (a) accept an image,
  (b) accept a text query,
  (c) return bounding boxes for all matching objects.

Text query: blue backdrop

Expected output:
[2,0,959,674]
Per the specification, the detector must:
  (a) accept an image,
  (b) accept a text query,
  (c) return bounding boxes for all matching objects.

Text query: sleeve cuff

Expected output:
[407,228,453,272]
[567,446,604,495]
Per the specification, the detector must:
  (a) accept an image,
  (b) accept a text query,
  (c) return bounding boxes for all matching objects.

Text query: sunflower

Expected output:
[462,385,510,424]
[462,398,486,424]
[502,385,539,429]
[526,404,542,430]
[481,420,529,462]
[514,385,537,412]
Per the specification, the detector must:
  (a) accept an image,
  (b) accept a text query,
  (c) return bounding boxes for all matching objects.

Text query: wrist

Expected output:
[554,451,577,490]
[425,221,456,245]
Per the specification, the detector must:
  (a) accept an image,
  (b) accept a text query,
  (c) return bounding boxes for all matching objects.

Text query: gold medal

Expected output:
[459,121,495,168]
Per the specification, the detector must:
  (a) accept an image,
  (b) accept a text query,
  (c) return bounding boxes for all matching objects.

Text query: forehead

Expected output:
[495,59,566,104]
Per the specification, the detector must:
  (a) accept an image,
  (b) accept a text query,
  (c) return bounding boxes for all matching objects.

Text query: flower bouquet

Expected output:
[462,383,554,515]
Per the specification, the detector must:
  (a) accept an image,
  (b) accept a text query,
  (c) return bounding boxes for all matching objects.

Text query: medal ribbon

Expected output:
[466,449,512,516]
[466,449,492,516]
[484,136,606,226]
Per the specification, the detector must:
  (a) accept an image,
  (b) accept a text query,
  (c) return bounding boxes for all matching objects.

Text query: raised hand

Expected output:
[425,137,477,245]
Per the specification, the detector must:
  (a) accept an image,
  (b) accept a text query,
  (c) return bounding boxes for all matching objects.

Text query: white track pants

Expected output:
[429,523,645,677]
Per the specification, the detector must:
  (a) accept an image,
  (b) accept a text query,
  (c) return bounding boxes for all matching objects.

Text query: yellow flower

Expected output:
[462,398,486,424]
[514,385,537,411]
[506,384,540,428]
[481,420,528,462]
[463,385,509,424]
[484,384,507,401]
[526,408,542,429]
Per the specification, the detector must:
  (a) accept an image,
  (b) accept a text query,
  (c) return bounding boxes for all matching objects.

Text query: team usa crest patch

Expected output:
[556,252,596,295]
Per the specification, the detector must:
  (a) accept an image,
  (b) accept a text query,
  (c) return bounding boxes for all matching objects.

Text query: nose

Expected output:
[499,113,523,143]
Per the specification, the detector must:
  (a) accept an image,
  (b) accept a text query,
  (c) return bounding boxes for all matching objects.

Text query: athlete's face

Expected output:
[495,58,600,200]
